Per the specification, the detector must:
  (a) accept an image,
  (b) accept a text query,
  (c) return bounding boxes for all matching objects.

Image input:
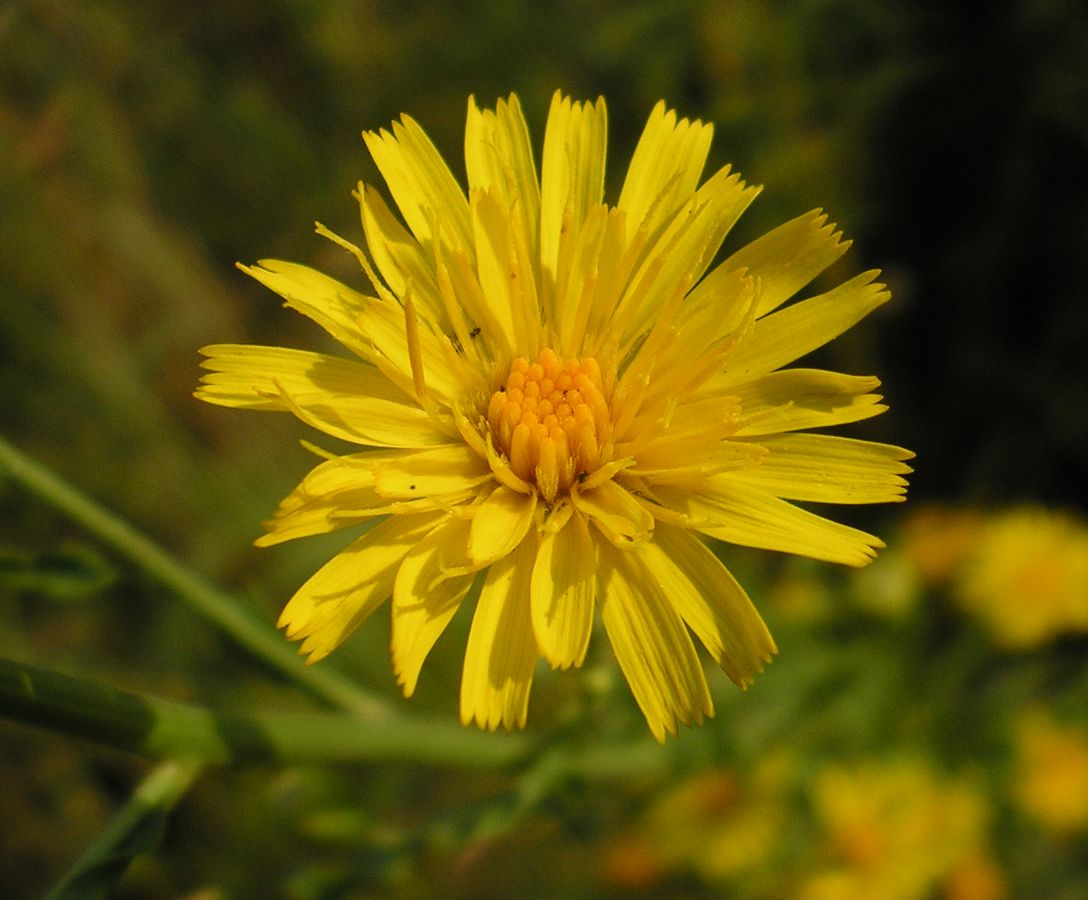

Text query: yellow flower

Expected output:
[604,751,793,887]
[801,759,996,900]
[195,93,911,739]
[941,853,1008,900]
[900,503,982,587]
[1013,709,1088,835]
[953,506,1088,649]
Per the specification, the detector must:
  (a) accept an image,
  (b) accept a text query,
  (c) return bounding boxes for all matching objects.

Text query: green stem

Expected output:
[46,759,202,900]
[0,435,388,719]
[1,655,532,769]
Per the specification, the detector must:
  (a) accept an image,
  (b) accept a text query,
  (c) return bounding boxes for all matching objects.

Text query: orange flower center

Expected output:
[487,348,612,502]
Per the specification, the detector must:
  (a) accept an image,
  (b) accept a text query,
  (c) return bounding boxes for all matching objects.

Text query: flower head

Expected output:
[602,752,793,889]
[196,92,911,740]
[801,759,999,900]
[953,506,1088,649]
[900,503,982,587]
[1013,709,1088,835]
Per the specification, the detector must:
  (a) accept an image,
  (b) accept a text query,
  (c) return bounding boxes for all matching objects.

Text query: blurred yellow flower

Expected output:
[941,853,1008,900]
[196,92,910,739]
[900,504,982,587]
[1013,710,1088,835]
[800,759,997,900]
[602,752,792,888]
[953,507,1088,649]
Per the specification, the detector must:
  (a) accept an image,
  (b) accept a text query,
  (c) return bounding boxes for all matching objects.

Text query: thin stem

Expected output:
[0,435,388,719]
[46,759,202,900]
[1,655,532,769]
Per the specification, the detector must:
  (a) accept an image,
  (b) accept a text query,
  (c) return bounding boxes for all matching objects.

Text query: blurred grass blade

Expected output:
[0,543,117,603]
[45,760,200,900]
[1,655,533,769]
[0,434,388,719]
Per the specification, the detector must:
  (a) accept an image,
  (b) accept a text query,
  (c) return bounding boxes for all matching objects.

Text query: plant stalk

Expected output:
[0,435,388,718]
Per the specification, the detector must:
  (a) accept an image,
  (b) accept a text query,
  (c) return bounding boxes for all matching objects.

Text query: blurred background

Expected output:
[2,0,1087,897]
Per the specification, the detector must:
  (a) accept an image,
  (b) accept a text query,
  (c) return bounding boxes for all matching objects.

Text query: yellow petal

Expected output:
[460,534,539,731]
[629,439,766,480]
[373,445,491,498]
[616,393,742,461]
[676,264,753,337]
[470,189,529,352]
[358,185,448,327]
[391,515,477,696]
[196,344,446,447]
[363,114,473,255]
[598,540,713,742]
[642,524,776,686]
[540,92,607,282]
[256,450,475,546]
[643,266,755,399]
[654,480,884,566]
[617,100,714,247]
[553,204,622,354]
[530,510,596,669]
[728,369,887,435]
[278,512,443,662]
[572,479,655,547]
[711,208,851,318]
[467,485,537,565]
[257,451,394,546]
[238,261,371,358]
[721,271,890,381]
[464,94,540,255]
[729,434,914,504]
[613,166,760,344]
[355,295,474,405]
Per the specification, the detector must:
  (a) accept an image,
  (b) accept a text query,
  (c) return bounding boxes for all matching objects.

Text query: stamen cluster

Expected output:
[487,348,612,502]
